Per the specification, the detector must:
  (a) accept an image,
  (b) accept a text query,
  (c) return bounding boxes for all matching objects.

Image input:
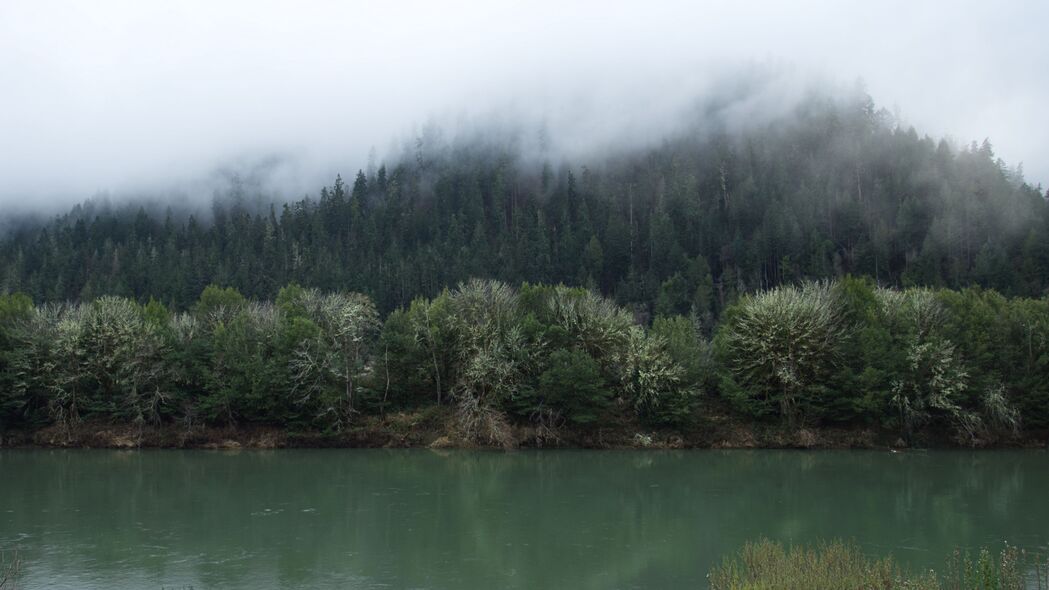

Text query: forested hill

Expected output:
[2,91,1047,315]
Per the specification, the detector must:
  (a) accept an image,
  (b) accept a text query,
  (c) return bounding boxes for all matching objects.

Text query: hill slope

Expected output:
[2,90,1046,314]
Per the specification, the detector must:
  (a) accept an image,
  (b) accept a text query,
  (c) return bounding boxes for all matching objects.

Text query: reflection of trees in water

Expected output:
[0,450,1047,589]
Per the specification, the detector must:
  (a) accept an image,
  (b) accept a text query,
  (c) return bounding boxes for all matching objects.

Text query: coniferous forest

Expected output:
[1,90,1047,446]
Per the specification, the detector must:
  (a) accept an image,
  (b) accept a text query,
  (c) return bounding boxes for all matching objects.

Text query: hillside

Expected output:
[2,90,1046,316]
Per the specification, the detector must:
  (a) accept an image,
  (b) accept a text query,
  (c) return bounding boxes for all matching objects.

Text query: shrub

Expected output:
[617,326,694,426]
[537,348,611,426]
[715,282,847,424]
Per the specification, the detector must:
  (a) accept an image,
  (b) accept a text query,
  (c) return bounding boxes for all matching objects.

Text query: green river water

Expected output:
[1,449,1047,589]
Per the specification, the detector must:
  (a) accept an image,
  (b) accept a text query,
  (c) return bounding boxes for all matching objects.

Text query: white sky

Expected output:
[1,0,1046,209]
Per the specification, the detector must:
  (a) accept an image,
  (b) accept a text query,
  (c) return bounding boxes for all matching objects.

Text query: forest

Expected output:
[0,276,1046,446]
[0,89,1047,446]
[1,90,1046,317]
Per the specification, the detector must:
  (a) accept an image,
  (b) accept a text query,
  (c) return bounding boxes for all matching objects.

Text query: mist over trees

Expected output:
[0,86,1047,445]
[0,89,1045,315]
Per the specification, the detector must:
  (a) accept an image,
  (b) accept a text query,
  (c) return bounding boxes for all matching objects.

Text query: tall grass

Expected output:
[942,546,1049,590]
[709,539,1048,590]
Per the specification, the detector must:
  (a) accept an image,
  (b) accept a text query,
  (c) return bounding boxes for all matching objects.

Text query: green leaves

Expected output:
[711,279,1031,444]
[281,288,380,428]
[538,348,611,426]
[890,336,971,441]
[715,282,847,423]
[0,276,1044,445]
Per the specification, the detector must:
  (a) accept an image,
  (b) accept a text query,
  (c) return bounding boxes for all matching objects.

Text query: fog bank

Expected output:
[1,0,1046,211]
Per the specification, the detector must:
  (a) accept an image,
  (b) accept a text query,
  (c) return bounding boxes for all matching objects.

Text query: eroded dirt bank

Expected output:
[3,407,1046,451]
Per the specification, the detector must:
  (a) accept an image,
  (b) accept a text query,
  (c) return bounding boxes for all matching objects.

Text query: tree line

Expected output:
[1,277,1045,444]
[0,89,1046,319]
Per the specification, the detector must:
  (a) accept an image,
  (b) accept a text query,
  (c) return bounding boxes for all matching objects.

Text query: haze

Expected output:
[1,0,1046,211]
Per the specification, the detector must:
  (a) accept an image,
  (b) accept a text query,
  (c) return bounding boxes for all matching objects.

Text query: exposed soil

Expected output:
[2,405,1046,451]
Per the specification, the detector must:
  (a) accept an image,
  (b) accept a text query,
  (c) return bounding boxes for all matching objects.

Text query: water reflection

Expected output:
[1,449,1047,589]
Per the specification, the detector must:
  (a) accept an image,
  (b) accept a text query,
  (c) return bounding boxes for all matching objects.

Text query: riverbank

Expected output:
[3,406,1046,450]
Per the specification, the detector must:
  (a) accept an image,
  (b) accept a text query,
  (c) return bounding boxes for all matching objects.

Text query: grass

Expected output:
[709,539,1048,590]
[942,546,1049,590]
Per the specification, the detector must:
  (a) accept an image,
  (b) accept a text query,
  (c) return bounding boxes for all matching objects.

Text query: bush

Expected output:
[714,282,847,424]
[537,348,611,426]
[617,326,695,427]
[651,315,711,391]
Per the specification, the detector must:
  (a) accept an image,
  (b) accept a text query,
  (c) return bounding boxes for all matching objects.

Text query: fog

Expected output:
[1,0,1046,211]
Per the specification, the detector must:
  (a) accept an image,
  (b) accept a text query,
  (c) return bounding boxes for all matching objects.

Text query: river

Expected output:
[1,449,1047,589]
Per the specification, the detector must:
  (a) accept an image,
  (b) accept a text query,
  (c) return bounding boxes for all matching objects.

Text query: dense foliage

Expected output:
[715,277,1048,439]
[0,281,699,442]
[1,90,1045,319]
[0,278,1045,444]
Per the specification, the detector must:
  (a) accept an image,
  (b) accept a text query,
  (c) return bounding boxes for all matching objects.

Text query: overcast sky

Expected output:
[1,0,1046,210]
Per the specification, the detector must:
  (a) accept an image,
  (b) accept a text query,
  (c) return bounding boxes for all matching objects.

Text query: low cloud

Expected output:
[1,0,1046,212]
